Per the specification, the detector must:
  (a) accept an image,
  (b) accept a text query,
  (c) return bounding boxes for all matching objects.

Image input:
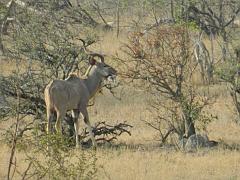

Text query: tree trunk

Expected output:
[180,99,196,138]
[116,0,120,37]
[209,31,215,83]
[181,0,185,18]
[221,31,228,61]
[230,90,240,119]
[235,48,240,63]
[0,0,16,54]
[184,116,196,138]
[170,0,174,19]
[179,97,196,138]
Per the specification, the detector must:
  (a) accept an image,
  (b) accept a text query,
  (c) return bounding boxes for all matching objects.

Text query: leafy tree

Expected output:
[216,47,240,122]
[118,25,214,143]
[0,0,99,139]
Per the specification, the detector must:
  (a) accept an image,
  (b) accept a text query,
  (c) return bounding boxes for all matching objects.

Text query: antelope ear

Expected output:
[89,58,96,65]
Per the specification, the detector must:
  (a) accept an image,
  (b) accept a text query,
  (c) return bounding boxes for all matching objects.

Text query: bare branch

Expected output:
[80,121,133,144]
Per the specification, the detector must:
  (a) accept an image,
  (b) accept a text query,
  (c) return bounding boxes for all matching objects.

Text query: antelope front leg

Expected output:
[81,108,96,148]
[72,109,80,148]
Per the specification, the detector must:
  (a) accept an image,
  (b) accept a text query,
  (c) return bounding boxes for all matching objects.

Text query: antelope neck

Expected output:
[84,65,103,98]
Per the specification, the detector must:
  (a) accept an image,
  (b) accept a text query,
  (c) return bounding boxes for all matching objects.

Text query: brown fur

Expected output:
[44,61,117,148]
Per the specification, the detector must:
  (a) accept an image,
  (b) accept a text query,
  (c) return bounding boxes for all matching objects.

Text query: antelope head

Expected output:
[80,38,117,82]
[89,55,117,82]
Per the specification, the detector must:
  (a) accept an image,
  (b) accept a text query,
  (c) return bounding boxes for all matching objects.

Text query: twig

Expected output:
[7,82,21,180]
[21,161,33,180]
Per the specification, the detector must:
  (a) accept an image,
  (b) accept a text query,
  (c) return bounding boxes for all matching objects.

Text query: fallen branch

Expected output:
[81,121,133,143]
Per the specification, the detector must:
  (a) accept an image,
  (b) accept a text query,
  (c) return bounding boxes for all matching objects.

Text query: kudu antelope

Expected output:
[44,39,117,148]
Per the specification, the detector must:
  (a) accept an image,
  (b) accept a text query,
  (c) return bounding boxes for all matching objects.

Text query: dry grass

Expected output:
[97,149,240,180]
[1,31,240,180]
[2,84,240,180]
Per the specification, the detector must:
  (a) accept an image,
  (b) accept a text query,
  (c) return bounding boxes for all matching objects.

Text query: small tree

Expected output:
[217,47,240,122]
[119,25,213,143]
[185,0,240,61]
